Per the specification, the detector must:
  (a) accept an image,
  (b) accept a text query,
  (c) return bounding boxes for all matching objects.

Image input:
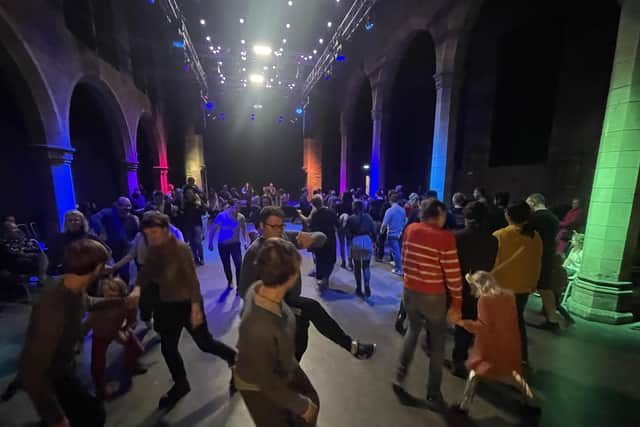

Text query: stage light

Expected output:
[205,101,215,111]
[365,17,374,31]
[206,36,211,42]
[362,164,370,171]
[239,18,245,24]
[241,39,245,44]
[272,65,277,70]
[309,55,313,60]
[327,21,332,28]
[286,23,291,29]
[209,46,214,51]
[282,38,287,44]
[172,40,185,48]
[200,19,206,25]
[336,54,346,62]
[319,38,324,44]
[242,67,246,71]
[288,0,293,5]
[313,49,317,54]
[253,45,273,56]
[148,0,155,4]
[253,104,263,109]
[220,112,225,121]
[249,74,265,84]
[295,107,304,116]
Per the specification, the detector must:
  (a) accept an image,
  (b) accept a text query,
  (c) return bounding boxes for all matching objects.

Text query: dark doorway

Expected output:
[69,83,125,209]
[387,31,437,194]
[137,116,157,195]
[348,79,373,192]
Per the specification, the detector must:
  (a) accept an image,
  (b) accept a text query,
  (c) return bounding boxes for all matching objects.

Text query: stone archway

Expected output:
[69,79,130,209]
[385,31,437,194]
[0,10,67,236]
[136,113,159,195]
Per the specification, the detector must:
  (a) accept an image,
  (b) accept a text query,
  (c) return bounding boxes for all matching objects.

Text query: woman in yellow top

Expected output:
[492,201,542,365]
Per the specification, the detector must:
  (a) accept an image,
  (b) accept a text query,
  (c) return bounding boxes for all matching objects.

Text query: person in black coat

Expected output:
[309,195,338,292]
[451,201,498,377]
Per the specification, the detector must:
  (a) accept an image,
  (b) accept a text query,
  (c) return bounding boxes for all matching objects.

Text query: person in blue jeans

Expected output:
[208,200,248,290]
[381,192,407,276]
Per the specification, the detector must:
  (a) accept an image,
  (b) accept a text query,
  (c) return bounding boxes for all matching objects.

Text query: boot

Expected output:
[158,381,191,410]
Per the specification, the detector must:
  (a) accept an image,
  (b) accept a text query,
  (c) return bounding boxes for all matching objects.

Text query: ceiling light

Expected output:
[282,38,287,44]
[239,18,245,24]
[242,67,246,71]
[241,39,245,44]
[253,45,273,56]
[209,46,214,51]
[313,49,317,54]
[327,21,332,28]
[319,38,324,44]
[200,19,206,25]
[309,55,313,60]
[272,65,277,69]
[249,74,265,84]
[288,0,293,5]
[286,23,291,29]
[263,66,269,70]
[206,36,211,42]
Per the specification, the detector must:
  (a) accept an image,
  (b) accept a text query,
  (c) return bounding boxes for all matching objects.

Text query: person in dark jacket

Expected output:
[451,201,498,377]
[309,195,338,291]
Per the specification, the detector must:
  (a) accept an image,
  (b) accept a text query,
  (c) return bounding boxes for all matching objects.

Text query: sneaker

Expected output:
[351,341,376,359]
[392,269,404,277]
[426,392,446,412]
[158,382,191,410]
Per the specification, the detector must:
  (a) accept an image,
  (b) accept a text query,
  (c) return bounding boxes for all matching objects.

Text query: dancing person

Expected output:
[450,201,498,378]
[299,188,312,217]
[453,271,538,417]
[309,195,338,291]
[347,200,376,298]
[393,198,463,409]
[208,200,248,290]
[239,207,375,361]
[381,192,407,276]
[492,202,542,365]
[88,277,146,400]
[235,238,320,427]
[16,239,133,427]
[133,212,236,409]
[556,198,584,255]
[447,193,467,231]
[47,210,109,276]
[91,197,139,285]
[526,193,561,328]
[182,188,206,265]
[337,211,352,270]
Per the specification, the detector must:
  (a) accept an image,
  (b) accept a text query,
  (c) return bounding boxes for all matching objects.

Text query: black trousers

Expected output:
[139,282,159,322]
[452,294,478,365]
[286,295,351,361]
[240,368,319,427]
[155,301,236,384]
[375,228,386,260]
[53,374,105,427]
[315,248,336,282]
[515,293,530,362]
[218,242,242,286]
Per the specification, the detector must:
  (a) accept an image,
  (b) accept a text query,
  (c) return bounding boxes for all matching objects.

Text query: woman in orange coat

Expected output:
[454,271,538,416]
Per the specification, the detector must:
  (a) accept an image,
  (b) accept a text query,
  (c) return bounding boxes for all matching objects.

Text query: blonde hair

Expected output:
[63,210,89,234]
[465,271,512,298]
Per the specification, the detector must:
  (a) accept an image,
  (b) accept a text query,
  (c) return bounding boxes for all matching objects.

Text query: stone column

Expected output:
[302,105,322,194]
[339,112,348,194]
[430,71,462,202]
[33,145,77,232]
[154,166,169,194]
[370,109,386,196]
[567,0,640,324]
[125,161,140,197]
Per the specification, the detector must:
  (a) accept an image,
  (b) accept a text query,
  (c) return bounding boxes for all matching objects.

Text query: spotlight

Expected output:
[327,21,332,28]
[249,74,265,84]
[205,101,215,111]
[295,107,304,116]
[172,40,185,48]
[239,18,245,24]
[336,54,346,62]
[313,49,317,54]
[288,0,293,5]
[200,19,206,25]
[241,39,245,44]
[319,38,324,44]
[362,164,370,171]
[206,36,211,42]
[286,23,291,29]
[253,45,273,56]
[282,38,287,44]
[365,17,374,31]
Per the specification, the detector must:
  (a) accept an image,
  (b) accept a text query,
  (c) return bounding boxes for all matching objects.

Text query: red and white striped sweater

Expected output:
[401,222,463,312]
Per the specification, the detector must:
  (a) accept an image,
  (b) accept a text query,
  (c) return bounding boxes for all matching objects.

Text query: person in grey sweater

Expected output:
[16,239,136,427]
[239,207,375,361]
[235,238,319,426]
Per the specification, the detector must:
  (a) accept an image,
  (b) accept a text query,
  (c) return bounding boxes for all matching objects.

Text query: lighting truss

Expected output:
[158,0,209,96]
[302,0,378,99]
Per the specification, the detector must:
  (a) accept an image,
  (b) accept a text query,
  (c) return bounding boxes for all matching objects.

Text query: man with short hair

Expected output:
[239,206,375,361]
[134,212,236,409]
[91,197,140,285]
[450,201,498,377]
[526,193,561,328]
[393,198,463,409]
[381,192,407,275]
[447,193,467,230]
[17,239,134,427]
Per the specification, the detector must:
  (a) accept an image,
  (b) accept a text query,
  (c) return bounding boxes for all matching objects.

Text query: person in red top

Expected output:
[393,198,462,410]
[556,198,584,254]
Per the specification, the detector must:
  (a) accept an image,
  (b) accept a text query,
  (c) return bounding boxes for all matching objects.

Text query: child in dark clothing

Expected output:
[89,277,146,400]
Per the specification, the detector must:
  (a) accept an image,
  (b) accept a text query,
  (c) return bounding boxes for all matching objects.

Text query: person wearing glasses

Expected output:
[90,197,139,286]
[239,207,376,361]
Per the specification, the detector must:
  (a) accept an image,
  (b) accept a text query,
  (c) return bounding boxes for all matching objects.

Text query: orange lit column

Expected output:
[303,104,322,194]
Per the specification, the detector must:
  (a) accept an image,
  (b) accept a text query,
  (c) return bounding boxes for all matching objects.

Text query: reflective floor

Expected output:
[1,233,639,427]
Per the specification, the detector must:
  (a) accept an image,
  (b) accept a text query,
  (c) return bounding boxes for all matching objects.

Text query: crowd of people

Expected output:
[0,177,587,426]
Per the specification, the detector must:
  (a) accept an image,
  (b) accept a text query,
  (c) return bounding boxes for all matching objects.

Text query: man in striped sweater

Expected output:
[393,198,463,409]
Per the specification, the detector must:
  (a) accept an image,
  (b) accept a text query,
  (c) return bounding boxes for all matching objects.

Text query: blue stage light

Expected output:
[172,40,185,48]
[295,107,304,116]
[365,22,374,31]
[148,0,155,4]
[324,74,331,81]
[336,55,346,62]
[220,112,225,121]
[205,101,215,111]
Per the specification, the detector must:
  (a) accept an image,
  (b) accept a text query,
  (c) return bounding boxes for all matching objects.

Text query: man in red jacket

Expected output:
[393,198,462,410]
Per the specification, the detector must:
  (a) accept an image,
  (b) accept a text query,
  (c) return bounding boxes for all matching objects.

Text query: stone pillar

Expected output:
[430,72,462,202]
[339,112,348,194]
[34,145,77,232]
[369,72,387,196]
[125,161,140,197]
[303,105,322,194]
[567,0,640,324]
